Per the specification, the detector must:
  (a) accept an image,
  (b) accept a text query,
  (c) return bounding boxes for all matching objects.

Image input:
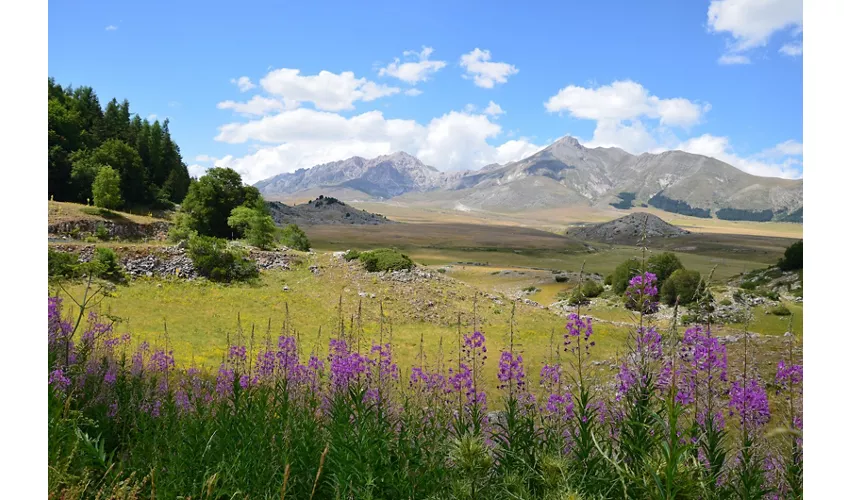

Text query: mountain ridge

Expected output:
[255,136,803,222]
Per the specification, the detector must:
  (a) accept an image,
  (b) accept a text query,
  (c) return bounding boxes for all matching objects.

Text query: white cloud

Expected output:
[718,54,751,65]
[259,68,400,112]
[459,48,519,89]
[404,88,423,97]
[707,0,802,63]
[483,101,504,117]
[217,95,296,116]
[194,154,216,163]
[378,47,447,84]
[463,104,477,113]
[105,25,118,31]
[585,120,658,153]
[677,134,802,179]
[187,164,209,178]
[147,114,158,121]
[230,76,256,92]
[209,107,540,183]
[779,41,803,56]
[545,80,709,127]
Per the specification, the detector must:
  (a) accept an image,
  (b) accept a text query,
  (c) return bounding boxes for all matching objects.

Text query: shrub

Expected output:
[739,280,757,291]
[343,249,361,261]
[777,240,803,271]
[358,248,413,272]
[168,212,198,243]
[188,235,258,282]
[647,252,683,287]
[604,274,613,286]
[91,247,125,282]
[228,198,277,250]
[554,275,569,283]
[91,165,123,210]
[719,298,733,306]
[568,280,603,305]
[660,269,703,306]
[522,286,539,293]
[279,224,311,252]
[611,258,643,294]
[48,249,79,278]
[768,304,792,316]
[95,223,110,241]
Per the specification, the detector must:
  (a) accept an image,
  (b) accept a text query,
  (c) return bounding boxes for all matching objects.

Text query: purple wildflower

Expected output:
[729,378,771,429]
[49,368,71,392]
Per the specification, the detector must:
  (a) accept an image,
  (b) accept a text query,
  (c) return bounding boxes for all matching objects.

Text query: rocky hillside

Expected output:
[267,196,395,226]
[254,136,803,221]
[569,212,689,243]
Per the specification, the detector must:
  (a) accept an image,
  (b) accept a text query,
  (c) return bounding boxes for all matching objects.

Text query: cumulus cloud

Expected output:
[105,25,118,31]
[230,76,256,92]
[545,80,709,151]
[208,107,540,183]
[708,0,802,63]
[404,88,423,97]
[217,95,297,116]
[545,80,709,127]
[378,47,447,84]
[676,134,802,179]
[259,68,400,112]
[484,101,504,117]
[460,48,519,88]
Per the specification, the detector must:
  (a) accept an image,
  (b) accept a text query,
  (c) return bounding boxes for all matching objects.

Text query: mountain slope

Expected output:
[254,136,803,221]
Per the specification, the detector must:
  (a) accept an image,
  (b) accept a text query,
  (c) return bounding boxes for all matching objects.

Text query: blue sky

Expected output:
[48,0,803,183]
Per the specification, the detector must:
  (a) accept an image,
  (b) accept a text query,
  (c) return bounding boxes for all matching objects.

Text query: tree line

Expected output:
[48,78,191,209]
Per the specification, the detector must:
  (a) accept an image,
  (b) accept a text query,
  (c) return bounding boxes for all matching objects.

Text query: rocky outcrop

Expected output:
[48,219,170,241]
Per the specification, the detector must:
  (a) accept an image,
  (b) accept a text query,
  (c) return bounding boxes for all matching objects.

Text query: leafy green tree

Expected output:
[647,252,684,287]
[278,223,311,251]
[777,240,803,271]
[228,198,277,250]
[91,166,123,209]
[660,269,703,306]
[179,167,260,238]
[611,258,643,294]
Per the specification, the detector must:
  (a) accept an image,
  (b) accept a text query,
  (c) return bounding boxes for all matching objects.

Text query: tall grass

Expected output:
[47,272,802,499]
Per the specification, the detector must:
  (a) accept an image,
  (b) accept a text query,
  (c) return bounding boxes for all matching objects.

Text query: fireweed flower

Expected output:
[497,351,526,392]
[49,368,71,392]
[729,378,771,429]
[775,360,803,390]
[564,314,594,357]
[624,272,659,314]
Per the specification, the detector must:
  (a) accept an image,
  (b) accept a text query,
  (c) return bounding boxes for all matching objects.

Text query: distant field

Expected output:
[306,221,789,282]
[350,201,803,239]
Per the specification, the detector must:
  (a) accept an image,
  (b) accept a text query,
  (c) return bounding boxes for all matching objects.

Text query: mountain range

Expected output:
[254,136,803,222]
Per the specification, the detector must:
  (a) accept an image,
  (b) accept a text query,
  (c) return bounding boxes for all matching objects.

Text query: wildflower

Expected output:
[625,272,659,314]
[49,368,71,392]
[729,379,771,429]
[497,351,526,391]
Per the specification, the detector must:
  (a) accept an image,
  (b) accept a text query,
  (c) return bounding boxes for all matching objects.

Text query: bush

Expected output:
[660,269,703,306]
[611,258,643,294]
[279,224,311,252]
[647,252,683,287]
[554,275,569,283]
[95,223,110,241]
[777,240,803,271]
[188,235,258,282]
[768,304,792,316]
[719,298,733,306]
[604,274,613,286]
[343,249,361,261]
[168,212,198,243]
[228,198,276,250]
[522,286,539,293]
[568,280,604,305]
[358,248,414,272]
[48,249,79,279]
[89,247,124,283]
